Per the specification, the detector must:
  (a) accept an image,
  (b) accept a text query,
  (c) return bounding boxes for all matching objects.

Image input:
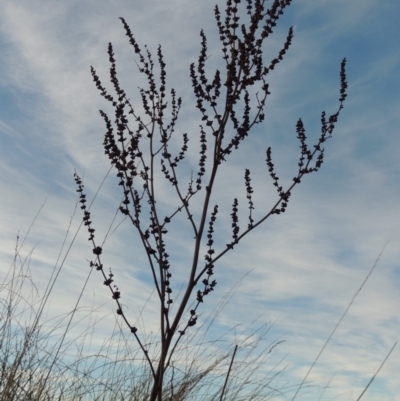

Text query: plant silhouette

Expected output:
[74,0,348,399]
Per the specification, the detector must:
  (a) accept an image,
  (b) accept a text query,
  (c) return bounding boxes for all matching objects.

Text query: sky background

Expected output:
[1,0,399,400]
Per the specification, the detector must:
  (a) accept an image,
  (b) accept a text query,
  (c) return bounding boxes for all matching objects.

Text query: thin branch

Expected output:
[220,344,238,401]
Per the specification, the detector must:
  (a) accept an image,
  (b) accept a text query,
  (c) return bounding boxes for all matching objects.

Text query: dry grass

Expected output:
[0,224,290,401]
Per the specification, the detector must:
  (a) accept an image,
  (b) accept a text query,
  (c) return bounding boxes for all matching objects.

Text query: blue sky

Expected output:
[1,0,399,400]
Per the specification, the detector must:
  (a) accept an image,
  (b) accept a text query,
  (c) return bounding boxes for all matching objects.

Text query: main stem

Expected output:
[148,105,232,401]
